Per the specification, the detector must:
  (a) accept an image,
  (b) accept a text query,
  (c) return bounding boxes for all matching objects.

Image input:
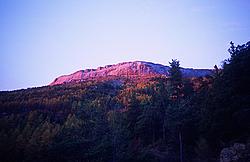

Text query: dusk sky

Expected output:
[1,0,250,90]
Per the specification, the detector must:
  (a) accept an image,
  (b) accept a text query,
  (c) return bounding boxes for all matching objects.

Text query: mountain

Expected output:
[50,61,212,86]
[1,42,249,162]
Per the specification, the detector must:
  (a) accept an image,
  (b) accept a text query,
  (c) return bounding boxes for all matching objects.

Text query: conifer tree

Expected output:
[168,59,184,162]
[169,59,183,101]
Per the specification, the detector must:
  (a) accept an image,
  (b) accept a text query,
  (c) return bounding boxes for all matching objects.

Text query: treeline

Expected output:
[0,41,250,162]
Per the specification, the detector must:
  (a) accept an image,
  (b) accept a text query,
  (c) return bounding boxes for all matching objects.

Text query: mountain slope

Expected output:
[50,61,212,86]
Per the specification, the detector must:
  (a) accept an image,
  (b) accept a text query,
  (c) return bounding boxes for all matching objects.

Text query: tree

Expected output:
[168,59,183,101]
[168,59,184,162]
[201,41,250,156]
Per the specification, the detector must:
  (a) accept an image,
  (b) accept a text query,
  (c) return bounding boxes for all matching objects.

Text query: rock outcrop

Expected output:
[220,143,249,162]
[50,61,212,86]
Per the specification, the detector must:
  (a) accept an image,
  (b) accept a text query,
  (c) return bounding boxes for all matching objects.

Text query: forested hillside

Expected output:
[0,42,250,162]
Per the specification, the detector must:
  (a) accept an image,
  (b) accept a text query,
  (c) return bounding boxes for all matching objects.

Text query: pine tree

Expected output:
[168,59,183,101]
[168,59,184,162]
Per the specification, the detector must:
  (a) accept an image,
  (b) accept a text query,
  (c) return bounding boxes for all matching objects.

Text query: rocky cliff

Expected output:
[50,61,212,86]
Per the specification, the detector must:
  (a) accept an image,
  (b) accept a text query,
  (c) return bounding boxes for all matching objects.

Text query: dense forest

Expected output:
[0,41,250,162]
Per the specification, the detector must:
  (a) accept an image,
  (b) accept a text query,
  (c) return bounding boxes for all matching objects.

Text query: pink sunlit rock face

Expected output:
[50,61,212,86]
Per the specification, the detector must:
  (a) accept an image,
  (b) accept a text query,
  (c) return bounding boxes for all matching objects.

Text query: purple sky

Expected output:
[1,0,250,90]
